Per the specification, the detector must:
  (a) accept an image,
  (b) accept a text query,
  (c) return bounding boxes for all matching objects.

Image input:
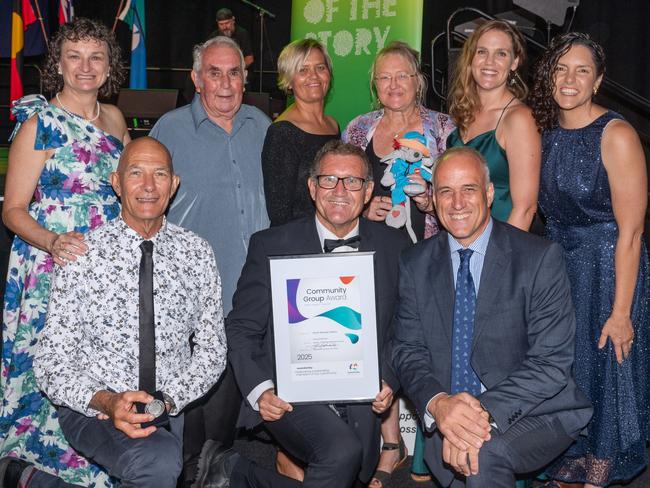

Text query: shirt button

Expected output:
[232,159,237,164]
[240,210,244,214]
[237,183,241,188]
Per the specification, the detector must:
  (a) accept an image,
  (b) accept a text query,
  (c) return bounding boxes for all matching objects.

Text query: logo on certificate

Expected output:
[285,276,364,374]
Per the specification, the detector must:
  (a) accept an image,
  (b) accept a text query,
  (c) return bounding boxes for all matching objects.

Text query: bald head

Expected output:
[111,137,180,238]
[117,136,173,174]
[432,146,490,192]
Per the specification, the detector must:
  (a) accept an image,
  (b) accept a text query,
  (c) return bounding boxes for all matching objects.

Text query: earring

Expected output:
[57,66,62,75]
[593,86,599,95]
[508,70,517,86]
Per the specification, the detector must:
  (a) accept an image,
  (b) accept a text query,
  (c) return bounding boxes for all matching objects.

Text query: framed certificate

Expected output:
[269,252,380,404]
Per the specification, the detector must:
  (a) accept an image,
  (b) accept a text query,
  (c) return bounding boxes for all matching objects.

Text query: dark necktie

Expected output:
[323,235,361,253]
[451,249,481,396]
[139,240,156,392]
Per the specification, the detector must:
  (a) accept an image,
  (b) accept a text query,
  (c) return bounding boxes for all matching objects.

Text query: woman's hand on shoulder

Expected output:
[48,231,89,266]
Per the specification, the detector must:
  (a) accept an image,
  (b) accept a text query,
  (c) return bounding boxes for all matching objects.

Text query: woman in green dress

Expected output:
[446,19,540,229]
[410,20,541,485]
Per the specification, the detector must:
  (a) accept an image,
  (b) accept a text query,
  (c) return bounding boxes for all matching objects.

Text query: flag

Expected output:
[119,0,147,89]
[58,0,74,24]
[10,0,37,118]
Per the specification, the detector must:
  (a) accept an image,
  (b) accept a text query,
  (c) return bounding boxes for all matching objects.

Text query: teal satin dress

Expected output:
[446,127,512,222]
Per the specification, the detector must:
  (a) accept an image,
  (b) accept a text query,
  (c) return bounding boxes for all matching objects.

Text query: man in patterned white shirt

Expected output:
[7,137,228,488]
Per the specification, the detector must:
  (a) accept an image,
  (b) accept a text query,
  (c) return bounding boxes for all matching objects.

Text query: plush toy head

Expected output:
[394,131,430,161]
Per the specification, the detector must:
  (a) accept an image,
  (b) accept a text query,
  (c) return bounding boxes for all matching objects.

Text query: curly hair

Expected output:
[448,20,528,134]
[370,40,427,109]
[530,32,606,131]
[42,18,124,98]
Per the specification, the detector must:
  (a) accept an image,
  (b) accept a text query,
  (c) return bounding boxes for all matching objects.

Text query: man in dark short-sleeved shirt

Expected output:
[209,8,254,68]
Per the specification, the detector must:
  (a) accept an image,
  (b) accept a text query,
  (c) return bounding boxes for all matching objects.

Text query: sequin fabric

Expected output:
[539,111,650,485]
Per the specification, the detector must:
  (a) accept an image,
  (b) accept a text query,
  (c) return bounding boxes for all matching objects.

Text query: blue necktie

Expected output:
[451,249,481,395]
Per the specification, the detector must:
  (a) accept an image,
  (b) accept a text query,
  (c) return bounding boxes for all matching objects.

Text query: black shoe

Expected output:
[0,457,33,488]
[191,440,239,488]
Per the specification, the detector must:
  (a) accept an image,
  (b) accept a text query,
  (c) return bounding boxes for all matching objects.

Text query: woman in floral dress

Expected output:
[0,18,129,486]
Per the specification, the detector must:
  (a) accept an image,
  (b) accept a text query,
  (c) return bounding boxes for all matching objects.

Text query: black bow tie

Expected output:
[323,235,361,253]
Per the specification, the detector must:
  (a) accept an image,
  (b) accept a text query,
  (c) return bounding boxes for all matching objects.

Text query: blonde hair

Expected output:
[448,20,528,133]
[277,38,332,94]
[370,41,427,108]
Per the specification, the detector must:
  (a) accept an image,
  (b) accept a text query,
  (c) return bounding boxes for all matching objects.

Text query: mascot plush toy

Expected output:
[380,131,432,242]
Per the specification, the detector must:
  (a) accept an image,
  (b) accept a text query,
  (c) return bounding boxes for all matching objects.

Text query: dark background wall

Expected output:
[66,0,648,102]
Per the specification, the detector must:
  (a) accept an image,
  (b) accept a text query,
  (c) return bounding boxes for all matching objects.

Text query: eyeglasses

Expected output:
[375,72,416,85]
[315,175,366,191]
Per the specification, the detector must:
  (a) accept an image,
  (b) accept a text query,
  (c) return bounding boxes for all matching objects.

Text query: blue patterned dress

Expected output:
[1,95,121,486]
[539,111,650,485]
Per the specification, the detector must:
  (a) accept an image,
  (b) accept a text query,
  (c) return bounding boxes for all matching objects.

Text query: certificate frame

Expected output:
[269,252,380,404]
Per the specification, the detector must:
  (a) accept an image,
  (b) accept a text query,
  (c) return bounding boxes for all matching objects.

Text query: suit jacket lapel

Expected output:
[429,234,454,347]
[358,218,373,252]
[304,216,325,254]
[472,222,510,351]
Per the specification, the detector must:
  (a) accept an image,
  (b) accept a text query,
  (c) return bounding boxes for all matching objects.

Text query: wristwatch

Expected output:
[162,392,176,414]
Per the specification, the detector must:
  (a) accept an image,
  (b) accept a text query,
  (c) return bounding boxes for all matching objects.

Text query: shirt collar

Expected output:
[190,94,253,133]
[315,216,360,250]
[447,218,493,256]
[117,215,170,251]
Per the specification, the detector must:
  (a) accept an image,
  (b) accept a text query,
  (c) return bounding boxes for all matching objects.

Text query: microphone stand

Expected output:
[239,0,275,92]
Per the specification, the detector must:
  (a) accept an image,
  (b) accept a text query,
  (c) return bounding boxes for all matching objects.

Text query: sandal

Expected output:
[368,436,408,487]
[410,472,432,482]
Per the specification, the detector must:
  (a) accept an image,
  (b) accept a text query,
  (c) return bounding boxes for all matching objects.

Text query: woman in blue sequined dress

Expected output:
[531,32,649,487]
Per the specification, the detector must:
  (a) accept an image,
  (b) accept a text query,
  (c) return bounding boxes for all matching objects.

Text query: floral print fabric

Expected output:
[1,95,121,486]
[35,217,227,419]
[342,106,455,238]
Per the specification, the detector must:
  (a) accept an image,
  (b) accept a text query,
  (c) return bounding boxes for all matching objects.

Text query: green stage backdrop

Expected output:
[291,0,424,129]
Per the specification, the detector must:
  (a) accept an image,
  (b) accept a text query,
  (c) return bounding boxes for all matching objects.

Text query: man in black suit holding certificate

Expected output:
[391,147,593,487]
[193,140,409,488]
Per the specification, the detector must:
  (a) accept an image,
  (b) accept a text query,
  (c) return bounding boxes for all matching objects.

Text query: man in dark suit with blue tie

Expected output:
[392,146,593,487]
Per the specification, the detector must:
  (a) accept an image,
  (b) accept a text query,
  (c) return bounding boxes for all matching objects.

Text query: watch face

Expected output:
[145,399,165,418]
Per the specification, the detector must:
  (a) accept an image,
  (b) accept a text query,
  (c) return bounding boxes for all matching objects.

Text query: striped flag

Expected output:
[58,0,74,24]
[119,0,147,89]
[10,0,37,118]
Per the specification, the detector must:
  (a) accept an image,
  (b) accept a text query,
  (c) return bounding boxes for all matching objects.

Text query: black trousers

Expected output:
[231,404,365,488]
[182,364,241,483]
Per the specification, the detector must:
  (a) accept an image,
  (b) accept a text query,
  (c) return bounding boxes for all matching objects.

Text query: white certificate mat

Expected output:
[269,252,380,404]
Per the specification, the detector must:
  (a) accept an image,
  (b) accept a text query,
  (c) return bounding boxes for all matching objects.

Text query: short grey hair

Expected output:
[431,146,491,191]
[310,140,373,181]
[192,36,246,80]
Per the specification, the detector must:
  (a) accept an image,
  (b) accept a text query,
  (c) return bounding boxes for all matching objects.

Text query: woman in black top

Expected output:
[262,39,339,226]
